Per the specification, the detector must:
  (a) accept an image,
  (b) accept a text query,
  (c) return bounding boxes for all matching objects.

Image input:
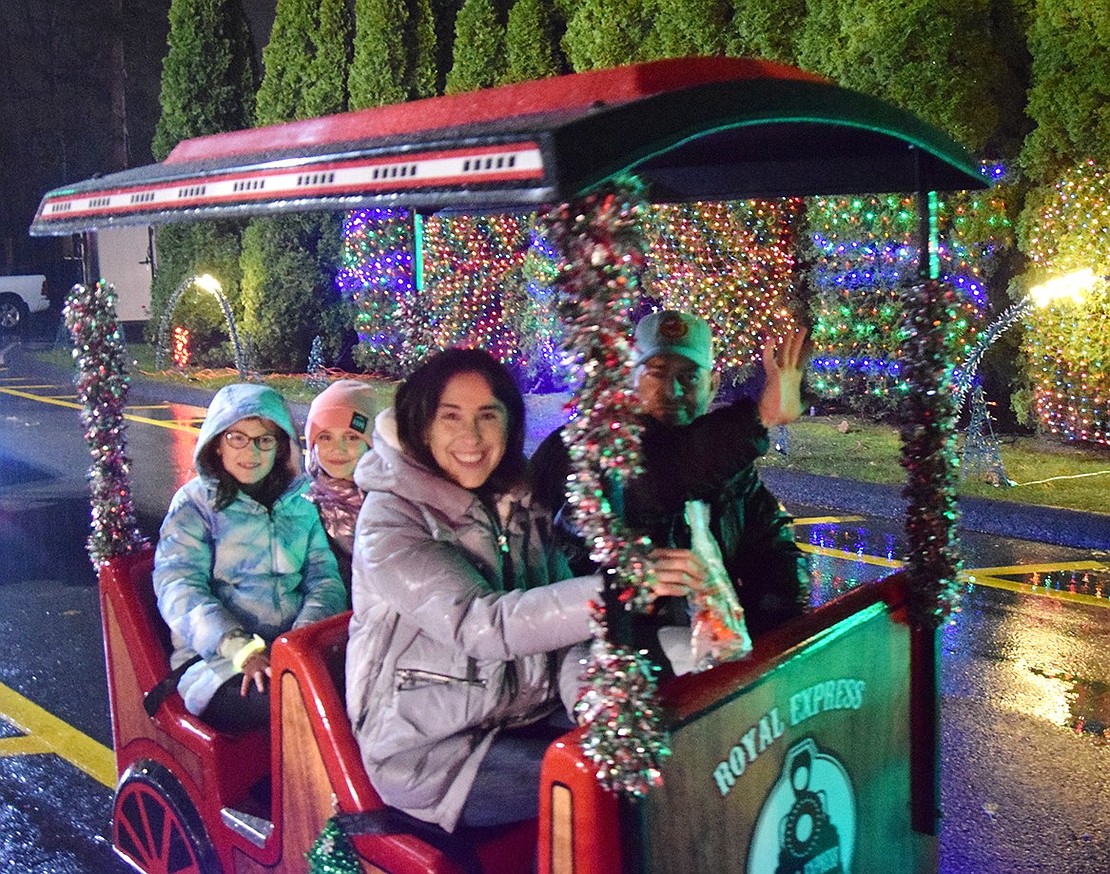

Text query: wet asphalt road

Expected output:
[1,337,1109,872]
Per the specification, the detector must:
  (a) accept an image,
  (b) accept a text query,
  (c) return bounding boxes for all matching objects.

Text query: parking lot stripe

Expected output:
[965,572,1110,609]
[0,386,197,433]
[0,735,54,756]
[798,542,904,569]
[965,560,1108,577]
[0,682,115,788]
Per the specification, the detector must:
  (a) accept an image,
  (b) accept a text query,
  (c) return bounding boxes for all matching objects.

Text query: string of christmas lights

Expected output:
[899,280,963,627]
[337,208,415,376]
[1022,161,1110,445]
[805,192,1006,414]
[420,213,529,363]
[644,200,805,380]
[64,281,146,566]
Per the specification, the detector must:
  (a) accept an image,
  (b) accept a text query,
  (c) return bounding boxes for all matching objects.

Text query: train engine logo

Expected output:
[747,737,856,874]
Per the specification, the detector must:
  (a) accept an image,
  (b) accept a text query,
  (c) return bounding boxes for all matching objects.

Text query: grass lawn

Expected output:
[759,415,1110,517]
[35,344,399,408]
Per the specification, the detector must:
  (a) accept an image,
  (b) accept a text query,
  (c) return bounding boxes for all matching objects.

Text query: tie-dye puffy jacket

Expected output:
[153,384,346,717]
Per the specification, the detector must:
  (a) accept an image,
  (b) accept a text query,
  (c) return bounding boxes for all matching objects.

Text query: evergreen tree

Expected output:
[727,0,803,63]
[152,0,255,161]
[307,0,355,117]
[800,0,1004,152]
[641,0,728,61]
[1021,0,1110,179]
[150,222,247,368]
[409,0,439,99]
[256,0,351,123]
[561,0,648,71]
[502,0,563,84]
[794,0,850,81]
[240,213,348,370]
[350,0,408,106]
[241,0,354,370]
[350,0,437,108]
[445,0,505,92]
[148,0,256,363]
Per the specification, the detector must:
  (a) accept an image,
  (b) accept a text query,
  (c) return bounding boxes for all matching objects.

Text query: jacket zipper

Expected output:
[395,668,488,690]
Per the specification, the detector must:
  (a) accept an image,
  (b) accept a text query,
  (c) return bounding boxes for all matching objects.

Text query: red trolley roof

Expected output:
[30,57,987,236]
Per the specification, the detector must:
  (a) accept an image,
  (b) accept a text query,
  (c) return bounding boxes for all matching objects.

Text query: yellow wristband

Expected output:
[230,634,267,673]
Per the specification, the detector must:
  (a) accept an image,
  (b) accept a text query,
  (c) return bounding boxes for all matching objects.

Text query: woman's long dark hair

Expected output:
[199,421,295,511]
[395,348,526,494]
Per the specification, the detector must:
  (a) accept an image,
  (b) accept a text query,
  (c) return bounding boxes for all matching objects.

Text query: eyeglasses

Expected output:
[224,430,278,451]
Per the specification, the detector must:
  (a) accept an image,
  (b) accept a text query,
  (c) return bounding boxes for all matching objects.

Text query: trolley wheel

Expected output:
[112,761,220,874]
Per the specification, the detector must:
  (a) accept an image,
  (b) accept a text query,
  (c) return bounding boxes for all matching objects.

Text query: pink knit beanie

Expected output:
[305,379,379,450]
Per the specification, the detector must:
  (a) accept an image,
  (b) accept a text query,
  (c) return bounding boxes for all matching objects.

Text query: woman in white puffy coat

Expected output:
[154,383,347,731]
[346,349,704,834]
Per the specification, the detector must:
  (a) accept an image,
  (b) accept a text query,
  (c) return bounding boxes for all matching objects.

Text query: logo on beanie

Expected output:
[658,312,689,341]
[350,412,369,433]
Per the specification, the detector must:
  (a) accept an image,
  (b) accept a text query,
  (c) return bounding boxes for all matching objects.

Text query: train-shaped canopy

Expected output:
[30,56,986,237]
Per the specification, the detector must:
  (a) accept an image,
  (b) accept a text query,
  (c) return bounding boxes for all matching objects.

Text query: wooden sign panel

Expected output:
[640,601,912,873]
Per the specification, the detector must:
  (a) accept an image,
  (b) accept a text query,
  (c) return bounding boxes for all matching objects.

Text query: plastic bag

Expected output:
[685,499,752,671]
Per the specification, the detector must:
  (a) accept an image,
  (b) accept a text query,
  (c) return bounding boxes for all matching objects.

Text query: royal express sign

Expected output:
[639,598,913,873]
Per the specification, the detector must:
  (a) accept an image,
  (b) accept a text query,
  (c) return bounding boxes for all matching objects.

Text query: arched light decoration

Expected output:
[155,273,248,380]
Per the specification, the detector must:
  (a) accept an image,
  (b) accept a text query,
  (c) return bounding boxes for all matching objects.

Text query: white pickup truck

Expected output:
[0,275,49,331]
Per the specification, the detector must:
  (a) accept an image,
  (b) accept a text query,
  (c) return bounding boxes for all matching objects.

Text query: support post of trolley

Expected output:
[910,150,943,838]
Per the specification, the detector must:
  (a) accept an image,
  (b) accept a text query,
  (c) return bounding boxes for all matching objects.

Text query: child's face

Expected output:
[216,417,279,485]
[314,427,370,480]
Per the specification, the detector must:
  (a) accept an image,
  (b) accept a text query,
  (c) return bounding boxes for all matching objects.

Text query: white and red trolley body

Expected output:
[33,57,986,874]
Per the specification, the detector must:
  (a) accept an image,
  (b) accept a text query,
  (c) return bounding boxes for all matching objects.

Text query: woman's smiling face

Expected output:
[424,371,507,489]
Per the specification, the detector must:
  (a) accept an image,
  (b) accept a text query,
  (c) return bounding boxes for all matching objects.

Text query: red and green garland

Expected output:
[540,177,670,796]
[64,281,146,565]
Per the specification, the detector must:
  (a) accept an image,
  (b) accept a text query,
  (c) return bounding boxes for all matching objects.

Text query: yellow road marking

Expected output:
[964,573,1110,610]
[966,560,1109,577]
[0,386,197,434]
[0,735,54,756]
[798,542,905,569]
[0,682,115,788]
[795,515,866,525]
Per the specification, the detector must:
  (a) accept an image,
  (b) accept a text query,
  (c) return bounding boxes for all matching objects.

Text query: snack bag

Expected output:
[685,499,752,670]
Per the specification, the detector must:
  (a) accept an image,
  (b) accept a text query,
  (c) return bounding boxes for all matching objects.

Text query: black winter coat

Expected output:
[530,399,808,672]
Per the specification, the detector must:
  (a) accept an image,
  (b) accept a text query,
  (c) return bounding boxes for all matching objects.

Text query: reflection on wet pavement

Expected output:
[794,512,1110,610]
[796,517,903,607]
[1031,568,1110,600]
[1028,665,1110,741]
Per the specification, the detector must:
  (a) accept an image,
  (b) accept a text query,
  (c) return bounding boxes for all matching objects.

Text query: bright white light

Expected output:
[193,273,223,296]
[1028,268,1097,307]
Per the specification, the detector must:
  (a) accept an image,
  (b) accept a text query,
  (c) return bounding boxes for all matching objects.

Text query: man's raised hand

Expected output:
[759,328,808,428]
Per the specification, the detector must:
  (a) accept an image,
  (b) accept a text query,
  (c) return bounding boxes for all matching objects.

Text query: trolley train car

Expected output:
[32,56,987,873]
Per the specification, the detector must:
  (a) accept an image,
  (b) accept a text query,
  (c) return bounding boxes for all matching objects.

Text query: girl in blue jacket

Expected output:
[154,383,347,732]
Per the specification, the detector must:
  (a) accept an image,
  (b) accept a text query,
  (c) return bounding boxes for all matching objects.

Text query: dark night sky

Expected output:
[1,1,279,274]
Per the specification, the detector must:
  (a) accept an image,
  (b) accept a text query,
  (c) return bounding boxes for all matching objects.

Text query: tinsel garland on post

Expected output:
[64,282,146,566]
[540,177,670,797]
[898,280,963,626]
